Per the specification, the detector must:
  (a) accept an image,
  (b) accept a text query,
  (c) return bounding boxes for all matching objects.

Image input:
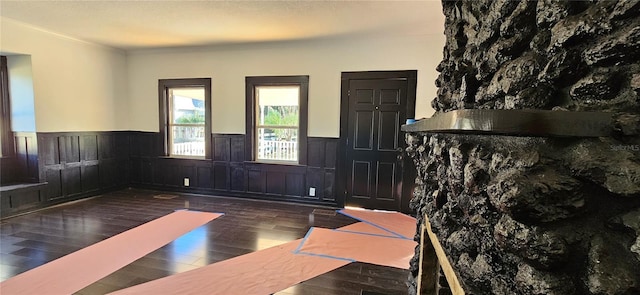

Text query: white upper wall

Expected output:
[0,17,128,132]
[1,16,445,136]
[127,33,445,137]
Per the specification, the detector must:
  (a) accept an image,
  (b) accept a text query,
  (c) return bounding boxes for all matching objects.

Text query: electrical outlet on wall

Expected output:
[309,187,316,196]
[184,178,190,187]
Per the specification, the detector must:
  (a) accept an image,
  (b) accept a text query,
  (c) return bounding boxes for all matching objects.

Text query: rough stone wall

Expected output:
[433,0,640,113]
[408,1,640,294]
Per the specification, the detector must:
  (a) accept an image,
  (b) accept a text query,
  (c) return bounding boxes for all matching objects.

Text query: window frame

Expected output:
[245,76,308,165]
[0,56,13,157]
[158,78,212,159]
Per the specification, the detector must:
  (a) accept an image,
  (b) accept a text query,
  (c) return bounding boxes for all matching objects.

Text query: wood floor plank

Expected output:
[0,188,410,294]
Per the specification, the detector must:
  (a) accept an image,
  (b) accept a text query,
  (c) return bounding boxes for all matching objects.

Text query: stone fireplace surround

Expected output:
[405,1,640,294]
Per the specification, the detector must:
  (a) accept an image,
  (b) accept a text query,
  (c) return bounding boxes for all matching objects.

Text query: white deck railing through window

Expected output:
[258,140,297,161]
[171,140,296,160]
[173,141,205,156]
[172,125,205,156]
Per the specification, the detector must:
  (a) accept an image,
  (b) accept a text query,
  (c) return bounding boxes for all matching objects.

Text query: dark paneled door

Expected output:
[342,72,415,211]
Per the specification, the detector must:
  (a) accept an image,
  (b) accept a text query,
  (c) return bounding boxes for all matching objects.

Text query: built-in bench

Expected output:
[0,182,48,218]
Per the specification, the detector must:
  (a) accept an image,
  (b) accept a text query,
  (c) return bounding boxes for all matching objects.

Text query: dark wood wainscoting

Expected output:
[1,132,40,217]
[0,156,16,185]
[129,133,340,206]
[306,137,338,202]
[0,132,39,184]
[212,133,245,192]
[37,131,130,202]
[1,131,130,218]
[130,157,213,190]
[0,183,47,217]
[2,131,341,218]
[15,132,39,182]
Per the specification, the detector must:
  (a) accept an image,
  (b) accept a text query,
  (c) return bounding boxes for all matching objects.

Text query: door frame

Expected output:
[337,70,417,212]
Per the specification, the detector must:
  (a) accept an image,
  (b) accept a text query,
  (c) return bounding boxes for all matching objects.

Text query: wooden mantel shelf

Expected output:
[401,109,613,137]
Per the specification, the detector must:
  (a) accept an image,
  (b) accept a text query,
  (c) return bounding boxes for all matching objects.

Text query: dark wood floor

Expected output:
[0,189,410,295]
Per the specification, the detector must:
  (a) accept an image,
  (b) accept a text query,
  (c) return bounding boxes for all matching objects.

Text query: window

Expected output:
[159,78,211,159]
[0,56,12,157]
[256,86,299,161]
[246,76,308,164]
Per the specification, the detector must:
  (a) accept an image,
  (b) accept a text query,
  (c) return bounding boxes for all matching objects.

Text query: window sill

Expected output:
[158,156,209,161]
[244,160,305,167]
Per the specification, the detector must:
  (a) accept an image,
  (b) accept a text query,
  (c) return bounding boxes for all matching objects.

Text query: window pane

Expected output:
[171,125,205,156]
[257,128,298,162]
[256,86,299,127]
[169,87,205,157]
[171,88,205,124]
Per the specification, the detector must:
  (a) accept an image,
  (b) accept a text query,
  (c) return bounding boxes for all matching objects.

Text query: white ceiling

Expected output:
[0,0,445,50]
